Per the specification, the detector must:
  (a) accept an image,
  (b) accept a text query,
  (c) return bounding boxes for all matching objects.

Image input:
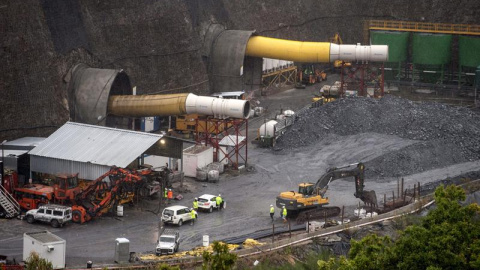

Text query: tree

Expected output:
[25,252,53,270]
[316,184,480,270]
[202,241,237,270]
[387,185,480,269]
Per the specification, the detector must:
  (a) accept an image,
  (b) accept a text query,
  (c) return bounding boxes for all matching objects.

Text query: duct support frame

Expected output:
[195,118,248,170]
[340,62,385,98]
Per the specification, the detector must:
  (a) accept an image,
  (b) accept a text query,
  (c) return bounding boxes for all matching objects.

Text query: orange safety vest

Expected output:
[167,190,173,199]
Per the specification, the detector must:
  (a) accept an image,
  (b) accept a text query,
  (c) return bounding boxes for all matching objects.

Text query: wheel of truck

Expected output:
[72,210,82,223]
[177,219,183,226]
[26,215,35,224]
[51,219,60,228]
[209,207,213,213]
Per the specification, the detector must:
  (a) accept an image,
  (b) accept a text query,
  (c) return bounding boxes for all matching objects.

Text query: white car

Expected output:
[161,205,192,226]
[197,194,226,213]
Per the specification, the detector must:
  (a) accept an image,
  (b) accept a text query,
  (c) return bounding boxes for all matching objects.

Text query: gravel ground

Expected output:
[276,95,480,178]
[3,85,480,268]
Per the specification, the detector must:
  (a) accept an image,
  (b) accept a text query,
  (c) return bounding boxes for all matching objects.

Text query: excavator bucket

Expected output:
[359,190,378,208]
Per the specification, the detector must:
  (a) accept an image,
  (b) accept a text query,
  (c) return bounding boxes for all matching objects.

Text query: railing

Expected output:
[0,184,21,217]
[367,20,480,36]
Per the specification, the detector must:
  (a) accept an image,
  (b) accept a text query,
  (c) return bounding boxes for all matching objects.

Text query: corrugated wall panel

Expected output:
[30,156,111,180]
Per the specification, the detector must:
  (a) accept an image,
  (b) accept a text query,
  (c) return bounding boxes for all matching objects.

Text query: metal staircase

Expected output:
[0,184,20,218]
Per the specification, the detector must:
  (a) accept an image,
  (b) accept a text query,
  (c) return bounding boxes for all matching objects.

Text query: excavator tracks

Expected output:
[295,206,341,224]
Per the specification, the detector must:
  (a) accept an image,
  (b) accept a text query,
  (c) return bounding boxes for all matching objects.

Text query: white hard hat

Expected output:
[270,204,273,207]
[195,197,198,200]
[218,194,221,196]
[282,206,285,208]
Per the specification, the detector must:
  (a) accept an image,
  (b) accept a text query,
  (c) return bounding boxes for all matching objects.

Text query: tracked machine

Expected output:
[276,163,378,222]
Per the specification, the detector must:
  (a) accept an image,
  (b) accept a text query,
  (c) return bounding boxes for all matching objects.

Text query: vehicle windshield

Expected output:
[198,198,209,202]
[160,237,175,243]
[299,185,314,196]
[67,177,77,189]
[163,209,174,216]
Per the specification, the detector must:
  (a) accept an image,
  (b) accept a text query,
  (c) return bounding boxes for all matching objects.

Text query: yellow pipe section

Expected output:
[108,93,188,117]
[246,36,331,63]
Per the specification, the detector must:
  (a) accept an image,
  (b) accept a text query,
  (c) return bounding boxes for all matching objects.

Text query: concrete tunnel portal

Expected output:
[67,28,388,127]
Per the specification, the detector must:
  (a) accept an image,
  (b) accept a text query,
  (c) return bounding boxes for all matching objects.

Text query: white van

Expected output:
[161,205,192,226]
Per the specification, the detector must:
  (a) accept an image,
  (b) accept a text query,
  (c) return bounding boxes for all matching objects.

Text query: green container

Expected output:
[459,36,480,68]
[371,31,409,63]
[412,33,452,65]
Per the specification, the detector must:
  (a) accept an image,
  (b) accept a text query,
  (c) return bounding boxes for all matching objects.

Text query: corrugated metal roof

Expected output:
[29,122,162,168]
[25,231,65,244]
[4,149,29,157]
[219,135,246,146]
[3,137,46,151]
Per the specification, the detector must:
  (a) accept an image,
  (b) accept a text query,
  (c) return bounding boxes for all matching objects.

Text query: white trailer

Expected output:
[23,231,66,269]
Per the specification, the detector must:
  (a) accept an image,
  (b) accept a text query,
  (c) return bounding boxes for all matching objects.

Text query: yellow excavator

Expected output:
[276,163,377,219]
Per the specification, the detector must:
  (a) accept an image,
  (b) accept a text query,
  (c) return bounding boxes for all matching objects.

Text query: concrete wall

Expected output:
[1,0,479,140]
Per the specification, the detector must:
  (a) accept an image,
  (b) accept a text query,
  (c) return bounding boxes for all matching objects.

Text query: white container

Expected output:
[114,238,130,263]
[183,145,214,177]
[117,205,124,217]
[354,208,366,218]
[306,221,325,232]
[217,146,229,165]
[196,170,207,181]
[283,110,295,116]
[258,120,278,137]
[203,235,209,247]
[208,170,219,182]
[24,231,66,269]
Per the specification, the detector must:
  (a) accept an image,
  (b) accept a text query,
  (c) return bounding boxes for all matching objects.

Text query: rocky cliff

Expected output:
[1,0,479,139]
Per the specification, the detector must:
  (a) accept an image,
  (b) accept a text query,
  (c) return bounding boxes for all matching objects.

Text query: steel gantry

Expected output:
[195,118,248,170]
[364,20,480,44]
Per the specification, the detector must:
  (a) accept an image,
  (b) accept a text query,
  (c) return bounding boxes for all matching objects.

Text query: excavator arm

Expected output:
[314,162,377,207]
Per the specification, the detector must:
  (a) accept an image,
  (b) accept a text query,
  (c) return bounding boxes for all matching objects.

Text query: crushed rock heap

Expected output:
[276,95,480,178]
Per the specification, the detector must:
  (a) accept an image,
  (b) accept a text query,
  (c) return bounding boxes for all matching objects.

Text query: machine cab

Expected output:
[53,173,79,200]
[298,183,315,196]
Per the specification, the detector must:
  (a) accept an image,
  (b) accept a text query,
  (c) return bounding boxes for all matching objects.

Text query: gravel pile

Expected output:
[275,95,480,177]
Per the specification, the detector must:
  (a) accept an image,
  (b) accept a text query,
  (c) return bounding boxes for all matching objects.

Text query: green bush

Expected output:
[25,252,53,270]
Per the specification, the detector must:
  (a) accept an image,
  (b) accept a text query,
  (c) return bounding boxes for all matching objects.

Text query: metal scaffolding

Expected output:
[340,62,385,98]
[195,118,248,170]
[261,66,297,94]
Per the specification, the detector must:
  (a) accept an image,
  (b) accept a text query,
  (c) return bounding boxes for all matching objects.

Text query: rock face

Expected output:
[275,95,480,178]
[1,0,480,139]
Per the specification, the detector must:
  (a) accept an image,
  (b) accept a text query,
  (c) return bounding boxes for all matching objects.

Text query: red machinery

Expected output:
[71,167,144,223]
[13,167,153,223]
